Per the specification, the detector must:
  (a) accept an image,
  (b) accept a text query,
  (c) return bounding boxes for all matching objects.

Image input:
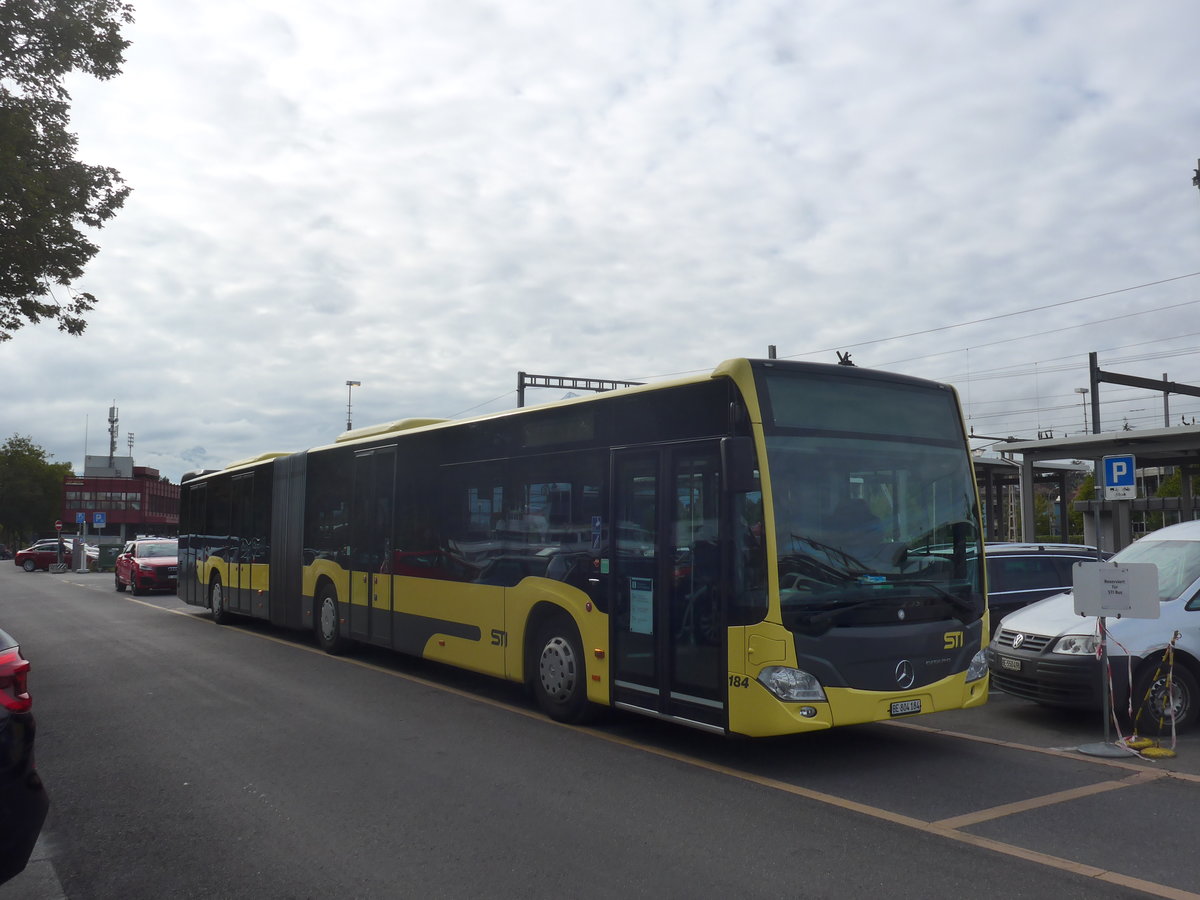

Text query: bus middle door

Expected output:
[349,447,396,647]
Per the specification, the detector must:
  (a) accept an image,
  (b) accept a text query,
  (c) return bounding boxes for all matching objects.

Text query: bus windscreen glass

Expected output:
[760,372,982,634]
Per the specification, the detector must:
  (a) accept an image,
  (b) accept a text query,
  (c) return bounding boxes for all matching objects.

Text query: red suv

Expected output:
[114,538,179,595]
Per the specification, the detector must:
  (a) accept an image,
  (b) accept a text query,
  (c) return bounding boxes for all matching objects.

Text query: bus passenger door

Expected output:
[611,444,726,731]
[349,447,396,646]
[230,472,253,613]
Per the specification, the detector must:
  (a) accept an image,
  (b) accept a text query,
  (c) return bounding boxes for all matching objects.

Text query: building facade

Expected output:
[62,455,180,542]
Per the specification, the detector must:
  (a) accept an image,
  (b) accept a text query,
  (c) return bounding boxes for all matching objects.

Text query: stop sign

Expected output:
[55,520,62,532]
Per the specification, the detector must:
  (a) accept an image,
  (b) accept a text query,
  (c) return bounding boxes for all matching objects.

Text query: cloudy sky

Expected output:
[4,0,1199,482]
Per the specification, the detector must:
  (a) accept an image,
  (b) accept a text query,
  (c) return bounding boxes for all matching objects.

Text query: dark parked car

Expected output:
[985,542,1111,632]
[0,627,48,885]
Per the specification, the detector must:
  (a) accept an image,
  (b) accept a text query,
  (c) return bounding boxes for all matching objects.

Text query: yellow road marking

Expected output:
[933,769,1164,828]
[109,587,1200,900]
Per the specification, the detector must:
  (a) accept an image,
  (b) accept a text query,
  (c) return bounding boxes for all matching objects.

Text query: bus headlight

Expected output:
[966,649,988,682]
[1053,635,1099,656]
[757,666,827,702]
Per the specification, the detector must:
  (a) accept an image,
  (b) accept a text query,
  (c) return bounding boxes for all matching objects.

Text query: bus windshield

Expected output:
[760,371,983,635]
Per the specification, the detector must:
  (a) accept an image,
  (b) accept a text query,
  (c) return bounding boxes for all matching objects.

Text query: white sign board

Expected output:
[1072,561,1158,618]
[629,577,654,635]
[1102,454,1137,500]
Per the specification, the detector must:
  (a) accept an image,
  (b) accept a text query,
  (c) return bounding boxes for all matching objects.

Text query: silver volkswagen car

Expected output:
[987,520,1200,734]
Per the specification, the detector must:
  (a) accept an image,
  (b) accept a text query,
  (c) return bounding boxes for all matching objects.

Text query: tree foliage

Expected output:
[0,434,72,547]
[0,0,134,342]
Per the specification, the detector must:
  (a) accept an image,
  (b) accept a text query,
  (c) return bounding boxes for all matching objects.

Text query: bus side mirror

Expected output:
[721,437,760,494]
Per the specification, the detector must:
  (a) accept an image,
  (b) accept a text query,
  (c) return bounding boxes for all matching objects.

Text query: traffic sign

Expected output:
[93,512,107,528]
[55,519,62,532]
[76,512,85,524]
[1102,454,1136,500]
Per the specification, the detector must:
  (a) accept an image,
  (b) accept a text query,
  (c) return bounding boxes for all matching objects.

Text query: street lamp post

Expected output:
[346,380,361,431]
[1075,387,1089,433]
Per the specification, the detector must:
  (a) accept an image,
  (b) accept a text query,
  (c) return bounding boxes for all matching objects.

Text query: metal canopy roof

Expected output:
[995,425,1200,548]
[1003,424,1200,466]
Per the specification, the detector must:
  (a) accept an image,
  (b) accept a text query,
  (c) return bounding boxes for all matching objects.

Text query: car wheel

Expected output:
[531,614,593,724]
[210,576,229,625]
[130,575,142,596]
[315,584,348,654]
[115,573,126,592]
[22,559,36,572]
[1133,657,1200,735]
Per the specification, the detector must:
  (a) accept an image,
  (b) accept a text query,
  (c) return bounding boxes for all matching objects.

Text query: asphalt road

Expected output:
[2,563,1198,899]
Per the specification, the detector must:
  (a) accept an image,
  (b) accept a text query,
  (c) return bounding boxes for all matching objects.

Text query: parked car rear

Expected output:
[0,627,49,884]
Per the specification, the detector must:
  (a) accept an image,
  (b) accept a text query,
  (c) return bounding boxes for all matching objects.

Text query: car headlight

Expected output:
[1052,634,1099,656]
[966,649,988,682]
[757,666,827,702]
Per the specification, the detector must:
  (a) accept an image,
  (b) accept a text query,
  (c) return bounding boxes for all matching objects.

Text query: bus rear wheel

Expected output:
[210,576,229,625]
[532,615,592,724]
[316,585,348,655]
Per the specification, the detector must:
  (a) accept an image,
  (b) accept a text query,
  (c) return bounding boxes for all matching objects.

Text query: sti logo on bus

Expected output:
[943,631,964,650]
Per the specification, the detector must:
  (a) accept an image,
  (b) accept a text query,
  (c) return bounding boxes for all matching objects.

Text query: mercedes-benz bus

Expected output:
[178,358,988,736]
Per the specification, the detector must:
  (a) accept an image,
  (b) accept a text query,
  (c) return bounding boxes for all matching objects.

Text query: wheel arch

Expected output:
[1135,644,1200,684]
[521,599,609,707]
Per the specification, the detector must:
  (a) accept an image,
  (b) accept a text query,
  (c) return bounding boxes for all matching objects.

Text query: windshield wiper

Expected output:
[789,533,870,574]
[903,580,977,624]
[788,596,899,637]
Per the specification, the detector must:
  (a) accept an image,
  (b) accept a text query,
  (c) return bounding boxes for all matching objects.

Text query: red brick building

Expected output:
[62,457,180,541]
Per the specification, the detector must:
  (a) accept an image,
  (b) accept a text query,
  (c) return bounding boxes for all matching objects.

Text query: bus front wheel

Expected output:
[532,615,592,724]
[316,585,348,655]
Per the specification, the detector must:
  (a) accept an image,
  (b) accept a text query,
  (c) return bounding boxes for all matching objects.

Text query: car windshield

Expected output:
[138,542,177,558]
[1112,539,1200,602]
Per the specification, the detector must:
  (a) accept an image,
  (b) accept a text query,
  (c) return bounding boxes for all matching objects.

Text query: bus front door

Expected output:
[611,444,726,732]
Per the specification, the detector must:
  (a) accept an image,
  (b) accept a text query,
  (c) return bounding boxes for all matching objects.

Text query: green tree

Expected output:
[0,434,72,547]
[0,0,134,342]
[1067,473,1095,541]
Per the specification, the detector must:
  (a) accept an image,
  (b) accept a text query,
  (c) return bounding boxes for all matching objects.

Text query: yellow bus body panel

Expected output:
[501,579,610,706]
[727,621,988,737]
[392,577,506,677]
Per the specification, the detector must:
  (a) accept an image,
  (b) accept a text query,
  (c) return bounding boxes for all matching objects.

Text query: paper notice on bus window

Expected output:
[630,577,654,634]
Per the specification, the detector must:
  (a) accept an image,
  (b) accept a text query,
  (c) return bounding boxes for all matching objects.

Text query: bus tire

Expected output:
[1133,658,1199,735]
[210,575,229,625]
[531,614,592,724]
[316,584,348,655]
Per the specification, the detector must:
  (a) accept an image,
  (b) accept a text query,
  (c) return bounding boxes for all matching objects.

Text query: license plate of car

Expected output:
[1000,656,1022,672]
[890,699,921,716]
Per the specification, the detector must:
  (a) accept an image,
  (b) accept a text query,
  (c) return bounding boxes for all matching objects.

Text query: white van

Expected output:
[987,519,1200,734]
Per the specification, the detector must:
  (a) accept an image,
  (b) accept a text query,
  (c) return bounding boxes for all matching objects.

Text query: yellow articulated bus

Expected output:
[178,358,988,736]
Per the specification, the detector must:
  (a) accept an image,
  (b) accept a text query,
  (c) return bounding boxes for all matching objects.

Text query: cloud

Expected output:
[3,0,1198,482]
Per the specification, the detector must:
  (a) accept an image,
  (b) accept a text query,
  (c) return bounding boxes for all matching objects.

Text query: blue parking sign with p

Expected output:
[1103,454,1136,500]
